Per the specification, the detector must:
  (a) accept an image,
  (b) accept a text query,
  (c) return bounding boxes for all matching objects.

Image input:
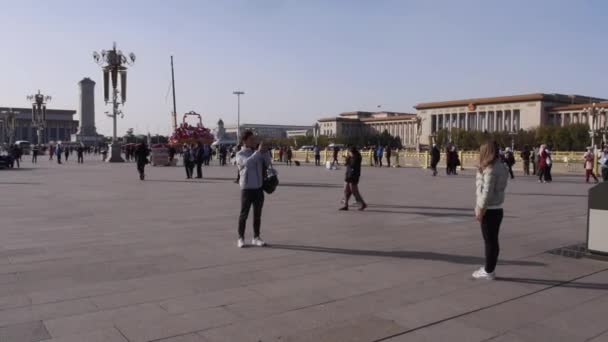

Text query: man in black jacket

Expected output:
[194,142,204,179]
[134,143,150,180]
[430,144,440,176]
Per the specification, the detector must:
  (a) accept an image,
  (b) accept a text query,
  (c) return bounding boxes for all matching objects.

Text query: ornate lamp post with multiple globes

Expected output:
[93,42,135,162]
[0,108,19,145]
[26,90,51,145]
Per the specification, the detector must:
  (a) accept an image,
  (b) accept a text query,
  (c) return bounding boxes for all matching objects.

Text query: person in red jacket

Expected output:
[583,147,599,183]
[538,144,548,183]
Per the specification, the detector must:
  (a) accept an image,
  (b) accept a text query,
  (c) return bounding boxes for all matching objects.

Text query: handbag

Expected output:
[263,166,279,194]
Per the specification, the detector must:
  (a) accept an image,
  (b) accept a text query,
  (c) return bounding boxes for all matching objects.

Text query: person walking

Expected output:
[545,147,553,182]
[286,147,293,166]
[473,140,509,280]
[64,146,70,162]
[333,146,340,166]
[49,145,54,160]
[183,144,194,179]
[385,145,392,168]
[583,147,599,183]
[203,144,211,166]
[520,145,531,176]
[314,145,321,166]
[56,144,63,164]
[32,145,39,164]
[504,147,515,179]
[430,143,440,176]
[77,145,85,164]
[339,146,367,211]
[236,130,271,248]
[600,146,608,182]
[10,145,21,168]
[134,142,150,180]
[195,142,204,179]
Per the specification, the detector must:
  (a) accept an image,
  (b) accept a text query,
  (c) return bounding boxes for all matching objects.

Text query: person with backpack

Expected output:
[236,130,271,248]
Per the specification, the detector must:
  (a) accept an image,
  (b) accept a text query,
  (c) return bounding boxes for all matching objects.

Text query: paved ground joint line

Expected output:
[373,266,608,342]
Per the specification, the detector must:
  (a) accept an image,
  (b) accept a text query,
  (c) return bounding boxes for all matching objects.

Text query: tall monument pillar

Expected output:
[74,77,102,144]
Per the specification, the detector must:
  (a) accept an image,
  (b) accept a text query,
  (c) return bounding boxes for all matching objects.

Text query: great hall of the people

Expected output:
[317,93,608,148]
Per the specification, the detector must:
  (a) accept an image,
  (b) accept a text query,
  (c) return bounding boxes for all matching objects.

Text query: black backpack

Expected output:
[263,167,279,194]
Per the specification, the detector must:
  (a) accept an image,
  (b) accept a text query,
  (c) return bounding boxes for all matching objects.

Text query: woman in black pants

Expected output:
[339,146,367,211]
[473,140,509,280]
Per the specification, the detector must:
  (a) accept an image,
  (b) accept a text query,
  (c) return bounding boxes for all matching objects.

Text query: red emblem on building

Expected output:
[468,103,476,111]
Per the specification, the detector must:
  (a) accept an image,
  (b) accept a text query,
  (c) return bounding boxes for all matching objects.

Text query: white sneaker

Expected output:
[237,238,245,248]
[252,237,266,247]
[472,267,495,280]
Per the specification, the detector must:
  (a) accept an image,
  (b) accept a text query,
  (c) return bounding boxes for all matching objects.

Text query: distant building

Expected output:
[286,129,313,138]
[317,111,419,147]
[215,121,313,143]
[0,106,78,144]
[415,93,608,144]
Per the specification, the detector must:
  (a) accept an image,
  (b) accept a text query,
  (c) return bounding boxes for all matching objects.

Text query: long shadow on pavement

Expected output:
[508,192,587,198]
[279,182,343,188]
[370,204,472,211]
[268,244,545,267]
[363,209,473,217]
[497,277,608,290]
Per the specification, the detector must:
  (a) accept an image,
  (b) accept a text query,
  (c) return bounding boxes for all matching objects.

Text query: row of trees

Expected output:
[434,124,601,151]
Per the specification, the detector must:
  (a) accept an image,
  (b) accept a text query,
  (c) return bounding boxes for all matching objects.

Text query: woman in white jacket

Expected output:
[473,140,509,280]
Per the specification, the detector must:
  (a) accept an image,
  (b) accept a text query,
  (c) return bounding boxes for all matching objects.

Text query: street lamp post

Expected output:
[93,42,136,162]
[0,108,19,145]
[314,122,320,146]
[232,91,245,144]
[26,90,51,145]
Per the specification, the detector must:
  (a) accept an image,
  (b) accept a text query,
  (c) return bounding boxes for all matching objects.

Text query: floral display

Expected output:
[169,112,215,145]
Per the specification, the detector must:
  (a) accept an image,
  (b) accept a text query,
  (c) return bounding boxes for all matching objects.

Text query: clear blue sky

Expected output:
[1,0,606,136]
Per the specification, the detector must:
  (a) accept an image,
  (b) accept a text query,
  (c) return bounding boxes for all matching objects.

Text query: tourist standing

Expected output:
[520,145,531,176]
[430,144,440,176]
[49,145,54,160]
[77,145,85,164]
[236,130,271,248]
[56,144,63,164]
[32,145,39,164]
[333,146,340,166]
[314,145,321,166]
[375,145,384,167]
[583,147,599,183]
[473,140,509,280]
[195,142,204,179]
[385,146,392,168]
[600,146,608,182]
[532,146,539,175]
[545,147,553,182]
[203,144,211,166]
[505,147,515,179]
[339,146,367,211]
[134,142,150,180]
[64,146,70,162]
[537,144,548,183]
[169,145,176,164]
[183,145,194,179]
[286,147,293,166]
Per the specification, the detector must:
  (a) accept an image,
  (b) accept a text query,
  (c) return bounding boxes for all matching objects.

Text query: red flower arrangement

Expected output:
[169,112,215,145]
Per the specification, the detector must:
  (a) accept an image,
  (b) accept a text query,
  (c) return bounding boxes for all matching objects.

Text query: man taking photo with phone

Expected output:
[236,130,271,248]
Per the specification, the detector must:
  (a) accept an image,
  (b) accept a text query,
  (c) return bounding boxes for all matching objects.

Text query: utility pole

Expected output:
[233,91,245,143]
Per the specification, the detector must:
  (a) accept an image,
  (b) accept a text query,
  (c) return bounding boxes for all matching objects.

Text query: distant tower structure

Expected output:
[73,77,102,144]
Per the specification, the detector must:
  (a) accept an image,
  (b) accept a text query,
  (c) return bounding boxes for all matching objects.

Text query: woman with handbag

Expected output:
[339,146,367,211]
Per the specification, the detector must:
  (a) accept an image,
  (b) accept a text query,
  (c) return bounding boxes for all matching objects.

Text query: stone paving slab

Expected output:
[0,156,606,341]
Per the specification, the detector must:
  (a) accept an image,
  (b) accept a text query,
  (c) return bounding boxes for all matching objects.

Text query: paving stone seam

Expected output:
[372,266,608,342]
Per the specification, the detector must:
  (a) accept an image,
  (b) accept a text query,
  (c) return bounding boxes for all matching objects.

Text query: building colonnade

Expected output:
[431,110,521,134]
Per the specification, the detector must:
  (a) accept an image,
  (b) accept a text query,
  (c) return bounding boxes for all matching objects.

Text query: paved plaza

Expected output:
[0,156,607,342]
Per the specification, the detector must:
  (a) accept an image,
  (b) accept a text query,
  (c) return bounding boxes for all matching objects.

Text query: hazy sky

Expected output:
[1,0,606,136]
